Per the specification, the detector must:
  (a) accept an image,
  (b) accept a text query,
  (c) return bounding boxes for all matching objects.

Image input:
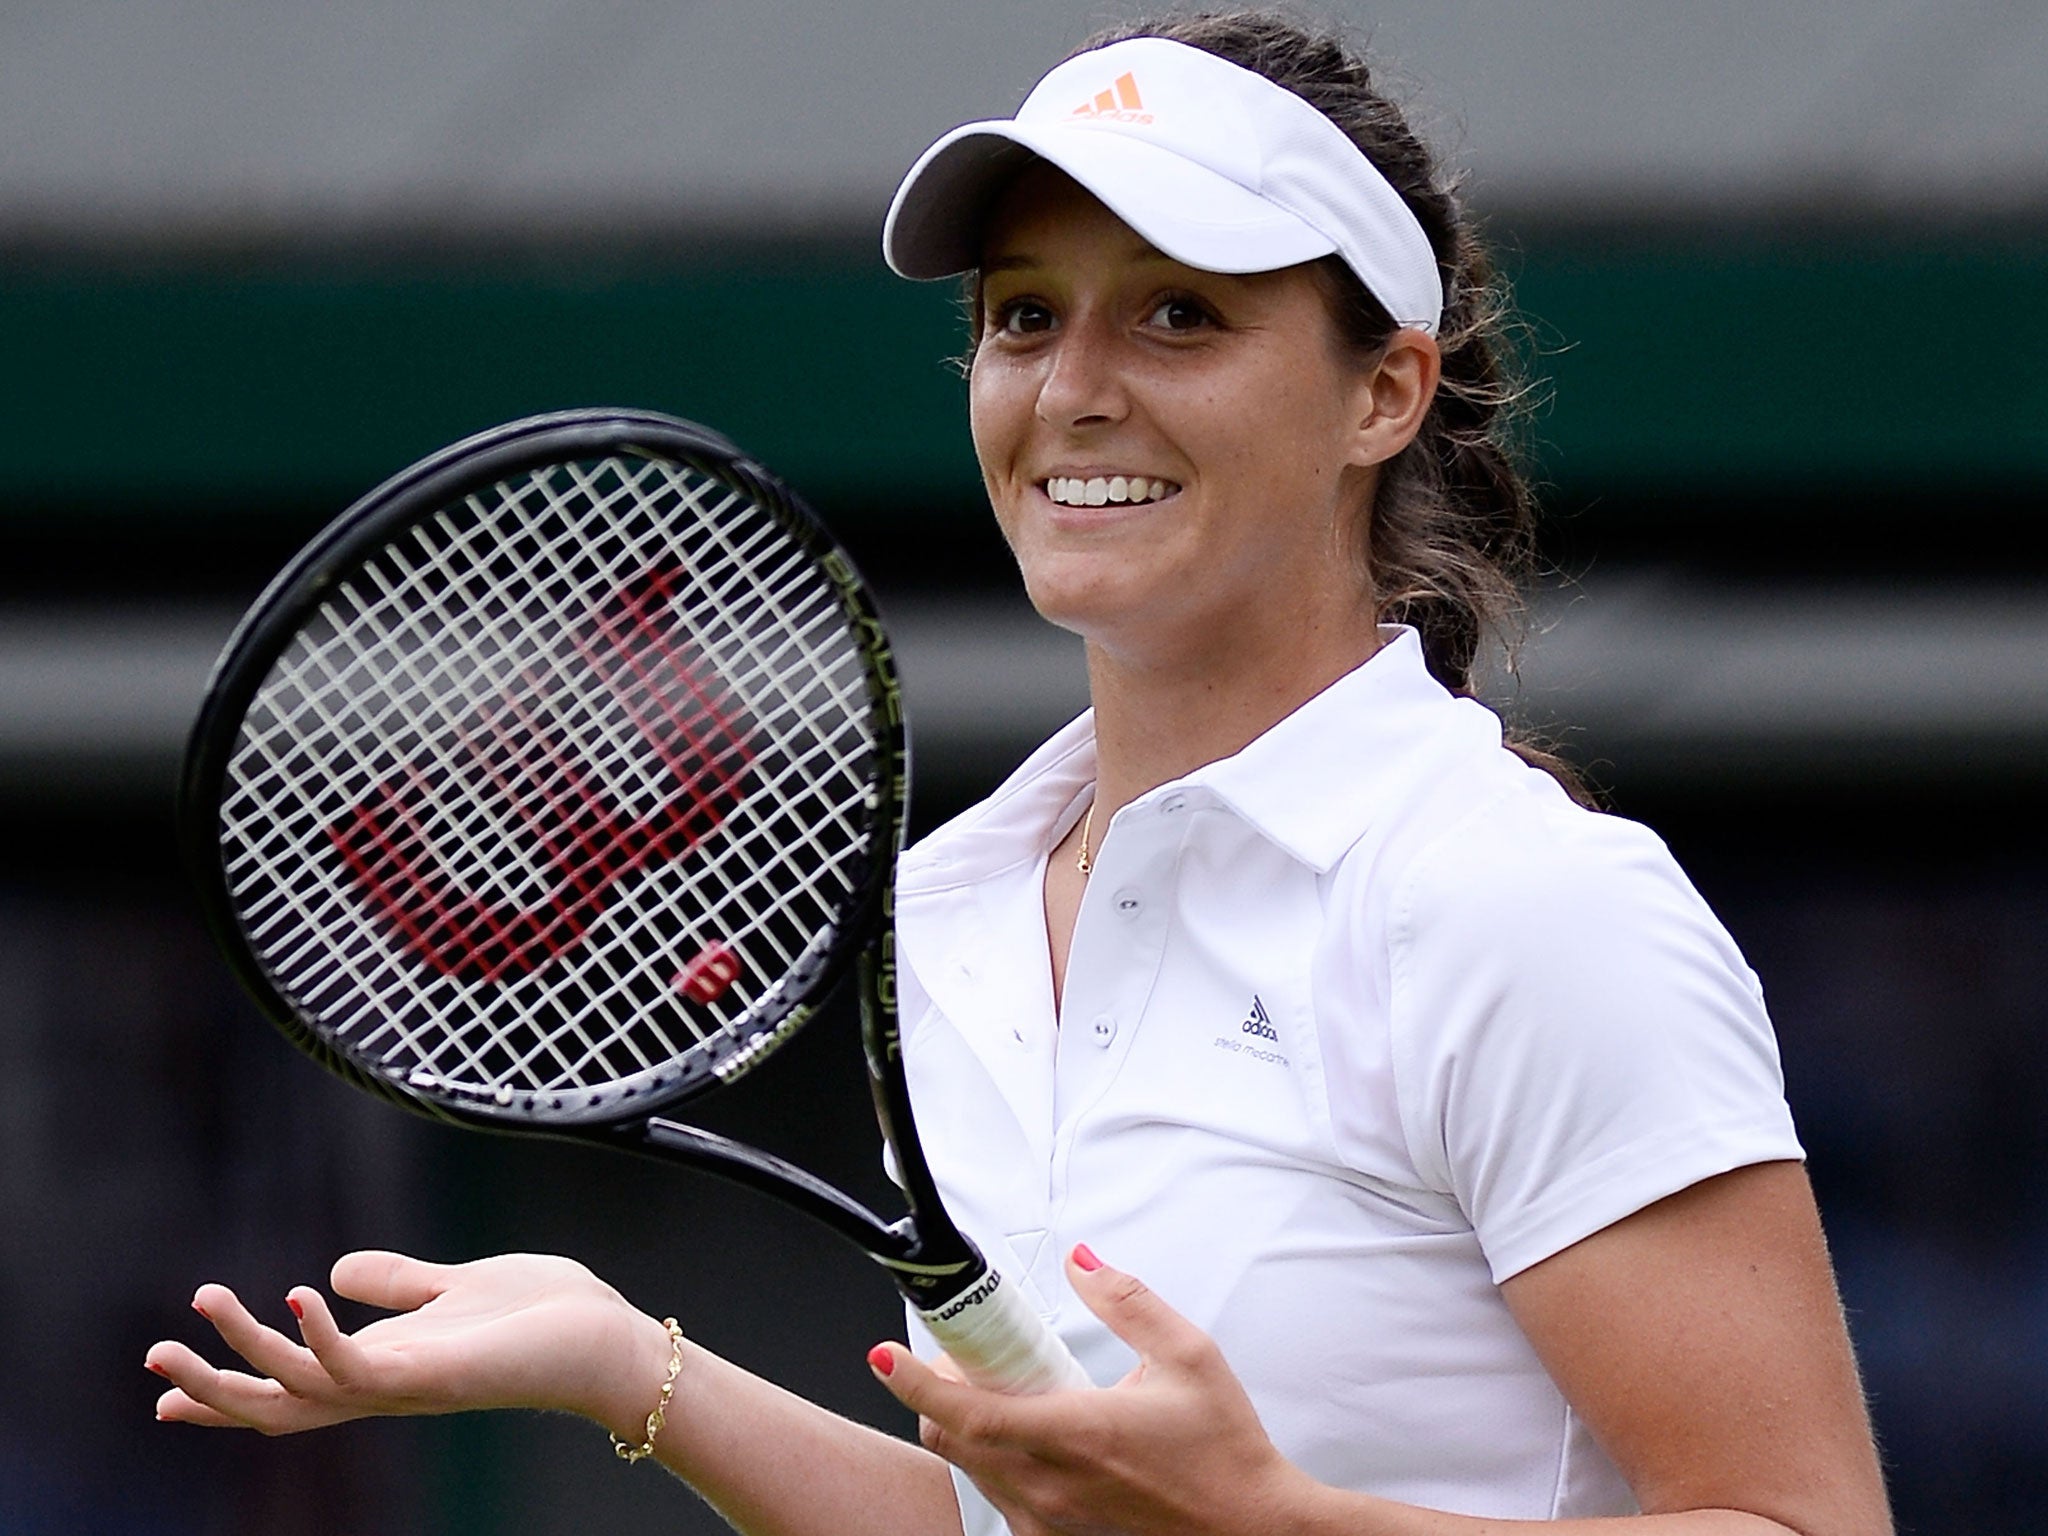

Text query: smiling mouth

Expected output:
[1043,475,1180,508]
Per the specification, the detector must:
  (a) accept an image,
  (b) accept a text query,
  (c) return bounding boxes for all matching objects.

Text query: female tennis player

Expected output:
[149,11,1892,1533]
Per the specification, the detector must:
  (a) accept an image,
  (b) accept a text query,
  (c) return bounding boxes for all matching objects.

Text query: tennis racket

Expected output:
[179,407,1088,1394]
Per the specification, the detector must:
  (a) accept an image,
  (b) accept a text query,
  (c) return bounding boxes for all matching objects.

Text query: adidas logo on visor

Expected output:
[1070,71,1152,124]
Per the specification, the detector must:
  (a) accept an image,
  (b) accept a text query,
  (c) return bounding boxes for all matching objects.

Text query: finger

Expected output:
[330,1250,455,1312]
[287,1285,373,1390]
[175,1369,337,1433]
[153,1383,246,1429]
[147,1343,247,1428]
[869,1343,1027,1457]
[1066,1245,1211,1371]
[146,1339,339,1433]
[191,1284,329,1397]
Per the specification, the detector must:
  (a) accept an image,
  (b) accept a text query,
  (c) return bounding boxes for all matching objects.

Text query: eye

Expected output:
[991,297,1056,336]
[1146,295,1214,332]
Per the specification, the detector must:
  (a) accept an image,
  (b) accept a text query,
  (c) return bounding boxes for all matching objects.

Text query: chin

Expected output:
[1020,578,1189,659]
[1016,578,1099,637]
[1007,535,1200,644]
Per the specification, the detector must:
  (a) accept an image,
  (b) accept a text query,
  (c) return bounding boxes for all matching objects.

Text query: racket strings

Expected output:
[305,473,847,1097]
[329,560,757,983]
[218,453,884,1115]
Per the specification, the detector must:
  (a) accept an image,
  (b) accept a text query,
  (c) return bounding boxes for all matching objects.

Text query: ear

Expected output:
[1349,328,1442,467]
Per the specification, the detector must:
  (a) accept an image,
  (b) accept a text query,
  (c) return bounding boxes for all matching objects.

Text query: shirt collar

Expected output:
[901,626,1502,886]
[1189,627,1502,871]
[901,705,1099,891]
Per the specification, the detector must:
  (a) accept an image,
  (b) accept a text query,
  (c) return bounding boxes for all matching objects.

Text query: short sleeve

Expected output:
[1388,799,1804,1283]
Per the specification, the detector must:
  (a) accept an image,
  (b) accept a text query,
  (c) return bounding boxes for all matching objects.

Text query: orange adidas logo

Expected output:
[1070,71,1152,124]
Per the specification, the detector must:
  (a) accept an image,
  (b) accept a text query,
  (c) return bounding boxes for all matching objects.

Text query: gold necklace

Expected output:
[1076,801,1096,877]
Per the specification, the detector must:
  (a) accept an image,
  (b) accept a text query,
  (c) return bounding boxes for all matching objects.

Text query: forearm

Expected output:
[600,1316,962,1536]
[1292,1482,1864,1536]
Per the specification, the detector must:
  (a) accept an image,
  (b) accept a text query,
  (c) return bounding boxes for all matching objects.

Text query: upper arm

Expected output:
[1499,1160,1891,1536]
[1384,803,1806,1284]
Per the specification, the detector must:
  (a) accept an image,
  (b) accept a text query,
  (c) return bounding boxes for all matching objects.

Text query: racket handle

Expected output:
[915,1265,1093,1394]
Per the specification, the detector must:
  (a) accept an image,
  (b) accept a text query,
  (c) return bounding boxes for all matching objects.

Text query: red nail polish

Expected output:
[1072,1243,1103,1272]
[146,1361,170,1377]
[190,1300,210,1320]
[286,1296,305,1321]
[867,1344,895,1377]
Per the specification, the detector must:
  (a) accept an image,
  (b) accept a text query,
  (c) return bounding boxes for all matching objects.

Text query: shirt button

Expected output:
[1089,1014,1117,1047]
[1112,888,1143,916]
[1159,793,1188,815]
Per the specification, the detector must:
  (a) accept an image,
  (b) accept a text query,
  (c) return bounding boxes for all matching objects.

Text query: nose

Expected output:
[1034,315,1128,431]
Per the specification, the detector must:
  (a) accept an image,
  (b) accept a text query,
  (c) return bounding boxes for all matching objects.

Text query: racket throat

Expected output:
[638,1117,912,1259]
[878,1224,994,1308]
[635,1119,983,1305]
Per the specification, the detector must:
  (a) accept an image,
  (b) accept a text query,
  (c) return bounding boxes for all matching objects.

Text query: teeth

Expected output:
[1045,475,1177,507]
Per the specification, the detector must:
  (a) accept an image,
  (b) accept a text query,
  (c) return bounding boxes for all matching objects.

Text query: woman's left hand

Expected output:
[868,1247,1314,1536]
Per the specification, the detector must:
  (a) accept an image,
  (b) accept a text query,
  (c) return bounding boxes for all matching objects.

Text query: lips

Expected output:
[1043,474,1179,507]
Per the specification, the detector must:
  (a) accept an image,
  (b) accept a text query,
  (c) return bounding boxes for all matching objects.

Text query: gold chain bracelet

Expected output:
[610,1317,685,1464]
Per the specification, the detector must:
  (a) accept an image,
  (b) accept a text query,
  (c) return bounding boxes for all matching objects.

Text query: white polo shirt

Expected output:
[895,627,1803,1527]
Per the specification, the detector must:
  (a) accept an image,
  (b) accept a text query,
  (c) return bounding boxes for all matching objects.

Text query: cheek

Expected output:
[967,366,1029,552]
[1185,352,1326,451]
[967,354,1030,469]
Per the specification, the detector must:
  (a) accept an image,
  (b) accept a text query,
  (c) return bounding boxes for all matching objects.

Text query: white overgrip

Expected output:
[915,1265,1093,1394]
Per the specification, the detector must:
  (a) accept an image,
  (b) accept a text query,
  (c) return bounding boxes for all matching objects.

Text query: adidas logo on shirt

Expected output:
[1214,994,1286,1066]
[1241,996,1278,1041]
[1070,71,1153,124]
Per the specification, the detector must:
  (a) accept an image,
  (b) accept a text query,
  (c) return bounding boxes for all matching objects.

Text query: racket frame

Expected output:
[179,408,979,1301]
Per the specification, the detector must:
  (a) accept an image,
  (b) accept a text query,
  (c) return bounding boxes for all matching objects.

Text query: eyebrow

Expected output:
[979,240,1177,277]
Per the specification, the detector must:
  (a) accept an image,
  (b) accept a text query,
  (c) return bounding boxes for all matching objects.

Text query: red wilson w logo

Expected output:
[327,563,755,985]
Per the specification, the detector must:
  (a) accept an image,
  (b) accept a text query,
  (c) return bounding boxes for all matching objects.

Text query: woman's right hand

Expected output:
[146,1250,678,1438]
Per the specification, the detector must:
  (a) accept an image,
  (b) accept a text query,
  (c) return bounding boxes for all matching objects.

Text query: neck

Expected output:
[1082,614,1383,823]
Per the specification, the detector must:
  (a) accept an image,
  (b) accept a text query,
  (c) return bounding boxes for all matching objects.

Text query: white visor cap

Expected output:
[883,36,1443,336]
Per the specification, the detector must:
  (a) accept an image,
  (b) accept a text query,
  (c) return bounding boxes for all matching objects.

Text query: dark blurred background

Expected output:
[2,2,2045,1532]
